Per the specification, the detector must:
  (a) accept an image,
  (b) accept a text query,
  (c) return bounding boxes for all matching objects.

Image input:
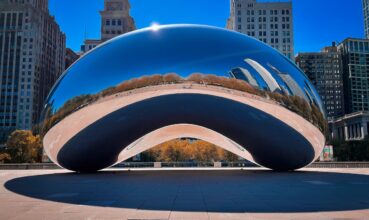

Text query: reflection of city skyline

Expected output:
[230,58,319,108]
[267,63,307,99]
[244,59,281,93]
[229,67,259,88]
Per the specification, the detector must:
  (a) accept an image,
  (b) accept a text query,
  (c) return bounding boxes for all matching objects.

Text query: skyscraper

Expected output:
[364,0,369,38]
[296,43,345,120]
[100,0,135,42]
[338,38,369,114]
[81,0,135,53]
[227,0,294,60]
[0,0,66,142]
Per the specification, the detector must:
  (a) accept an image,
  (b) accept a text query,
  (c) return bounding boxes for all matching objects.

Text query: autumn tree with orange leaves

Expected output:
[142,139,240,162]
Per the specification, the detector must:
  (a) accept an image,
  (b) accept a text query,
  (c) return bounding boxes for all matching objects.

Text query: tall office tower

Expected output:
[338,38,369,114]
[364,0,369,38]
[0,0,66,142]
[81,0,135,53]
[296,43,345,120]
[227,0,294,60]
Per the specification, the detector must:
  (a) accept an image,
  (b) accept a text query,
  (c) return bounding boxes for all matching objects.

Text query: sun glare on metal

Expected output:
[150,22,160,31]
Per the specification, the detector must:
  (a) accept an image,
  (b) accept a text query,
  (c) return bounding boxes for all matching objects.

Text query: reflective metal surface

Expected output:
[40,24,327,172]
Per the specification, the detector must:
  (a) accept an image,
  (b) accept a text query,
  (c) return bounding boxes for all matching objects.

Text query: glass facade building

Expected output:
[338,38,369,113]
[364,0,369,39]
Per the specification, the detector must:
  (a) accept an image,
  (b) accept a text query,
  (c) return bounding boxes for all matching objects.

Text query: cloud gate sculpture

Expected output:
[40,25,327,172]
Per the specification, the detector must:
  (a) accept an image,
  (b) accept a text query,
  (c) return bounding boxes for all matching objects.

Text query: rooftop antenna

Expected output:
[84,24,88,42]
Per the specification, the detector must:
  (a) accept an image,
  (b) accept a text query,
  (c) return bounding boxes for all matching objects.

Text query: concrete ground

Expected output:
[1,168,369,220]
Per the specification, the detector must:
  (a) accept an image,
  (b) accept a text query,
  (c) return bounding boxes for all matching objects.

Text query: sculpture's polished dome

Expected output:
[41,24,327,172]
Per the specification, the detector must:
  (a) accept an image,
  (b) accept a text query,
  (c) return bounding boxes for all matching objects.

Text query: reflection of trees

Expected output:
[188,73,262,95]
[108,73,183,96]
[41,73,327,135]
[266,92,328,134]
[41,95,98,136]
[139,139,239,162]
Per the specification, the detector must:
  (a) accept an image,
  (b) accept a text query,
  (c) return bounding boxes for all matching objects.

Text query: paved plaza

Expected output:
[1,168,369,220]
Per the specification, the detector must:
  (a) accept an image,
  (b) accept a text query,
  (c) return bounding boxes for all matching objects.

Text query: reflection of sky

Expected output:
[46,25,324,115]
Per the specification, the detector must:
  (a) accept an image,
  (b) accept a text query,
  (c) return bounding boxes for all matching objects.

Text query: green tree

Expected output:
[332,137,369,161]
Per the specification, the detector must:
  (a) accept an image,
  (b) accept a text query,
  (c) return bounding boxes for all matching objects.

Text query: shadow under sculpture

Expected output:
[40,24,327,172]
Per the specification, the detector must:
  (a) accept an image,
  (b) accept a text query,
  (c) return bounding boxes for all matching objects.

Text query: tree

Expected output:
[163,73,182,83]
[0,151,11,163]
[139,139,241,163]
[5,130,43,163]
[223,150,239,162]
[331,137,369,161]
[187,73,204,83]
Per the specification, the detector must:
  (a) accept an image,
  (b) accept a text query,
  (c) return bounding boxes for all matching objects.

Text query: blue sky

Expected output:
[49,0,364,54]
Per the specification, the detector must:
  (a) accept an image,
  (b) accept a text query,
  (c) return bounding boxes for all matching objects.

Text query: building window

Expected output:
[105,19,110,26]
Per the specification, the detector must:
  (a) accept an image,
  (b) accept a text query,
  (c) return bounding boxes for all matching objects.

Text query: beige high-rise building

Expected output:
[100,0,135,42]
[227,0,294,60]
[81,0,135,53]
[0,0,66,142]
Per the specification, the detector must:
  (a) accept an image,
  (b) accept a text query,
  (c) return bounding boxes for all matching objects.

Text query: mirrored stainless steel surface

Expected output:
[40,24,327,172]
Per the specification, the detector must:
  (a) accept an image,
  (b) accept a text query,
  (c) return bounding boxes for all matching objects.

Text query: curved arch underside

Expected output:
[43,85,325,172]
[115,124,257,166]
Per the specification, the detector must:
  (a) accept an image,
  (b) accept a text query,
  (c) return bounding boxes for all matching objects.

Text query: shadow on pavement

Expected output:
[4,169,369,213]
